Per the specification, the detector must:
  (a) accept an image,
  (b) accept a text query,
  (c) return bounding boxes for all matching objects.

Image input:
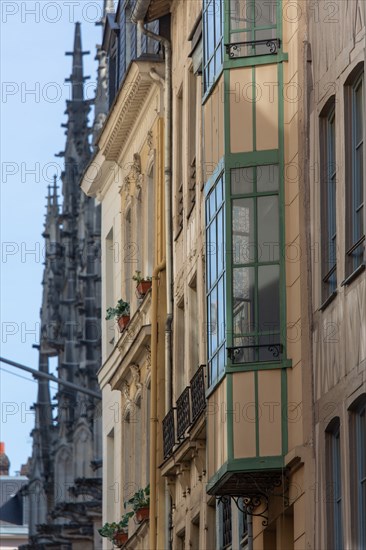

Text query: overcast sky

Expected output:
[1,1,107,475]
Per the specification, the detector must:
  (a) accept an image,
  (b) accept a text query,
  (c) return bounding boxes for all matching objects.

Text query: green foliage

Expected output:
[132,271,152,284]
[105,299,130,320]
[124,485,150,512]
[98,512,134,541]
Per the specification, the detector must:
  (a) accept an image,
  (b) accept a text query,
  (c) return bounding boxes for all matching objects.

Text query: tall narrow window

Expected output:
[230,164,281,364]
[124,209,133,303]
[175,87,184,235]
[203,0,223,92]
[326,417,343,550]
[219,497,232,549]
[350,396,366,548]
[320,99,337,302]
[206,174,225,386]
[345,66,364,276]
[146,166,155,275]
[187,68,197,217]
[105,228,115,351]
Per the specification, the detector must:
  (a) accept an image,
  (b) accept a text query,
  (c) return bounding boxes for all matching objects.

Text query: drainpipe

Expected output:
[131,11,173,550]
[134,23,173,414]
[149,260,165,550]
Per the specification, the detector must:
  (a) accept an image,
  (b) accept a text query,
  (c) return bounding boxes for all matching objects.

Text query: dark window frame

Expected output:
[325,417,343,550]
[344,64,365,278]
[320,97,337,304]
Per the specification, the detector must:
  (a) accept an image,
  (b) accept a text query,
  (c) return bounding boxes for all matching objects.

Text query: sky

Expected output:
[0,0,109,475]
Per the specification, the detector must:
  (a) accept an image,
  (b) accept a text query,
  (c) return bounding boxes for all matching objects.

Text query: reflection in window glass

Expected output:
[258,195,279,261]
[203,0,223,92]
[232,199,254,264]
[206,174,226,386]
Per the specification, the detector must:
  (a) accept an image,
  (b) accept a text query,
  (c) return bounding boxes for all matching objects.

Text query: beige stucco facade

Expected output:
[307,1,366,548]
[80,1,365,549]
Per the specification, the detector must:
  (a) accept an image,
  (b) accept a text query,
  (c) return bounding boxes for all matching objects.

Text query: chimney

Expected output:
[0,442,10,476]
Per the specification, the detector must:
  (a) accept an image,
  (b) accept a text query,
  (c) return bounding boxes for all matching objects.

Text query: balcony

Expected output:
[162,365,206,460]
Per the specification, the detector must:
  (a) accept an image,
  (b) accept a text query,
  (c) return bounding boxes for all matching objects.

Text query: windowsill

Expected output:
[319,290,337,311]
[341,263,365,287]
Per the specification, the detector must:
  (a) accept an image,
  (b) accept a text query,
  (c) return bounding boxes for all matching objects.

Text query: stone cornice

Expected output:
[81,59,163,199]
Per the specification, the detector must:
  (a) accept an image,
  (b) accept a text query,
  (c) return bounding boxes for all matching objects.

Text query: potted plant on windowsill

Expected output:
[105,299,131,333]
[132,271,152,298]
[98,512,133,547]
[125,485,150,523]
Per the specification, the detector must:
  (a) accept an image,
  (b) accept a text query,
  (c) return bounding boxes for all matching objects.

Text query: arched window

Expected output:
[344,63,364,278]
[325,417,343,549]
[319,96,337,304]
[349,394,366,548]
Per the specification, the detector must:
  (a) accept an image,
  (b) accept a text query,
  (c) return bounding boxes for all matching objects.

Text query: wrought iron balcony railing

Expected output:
[190,364,206,422]
[225,38,281,59]
[162,408,175,459]
[176,387,190,440]
[162,366,206,460]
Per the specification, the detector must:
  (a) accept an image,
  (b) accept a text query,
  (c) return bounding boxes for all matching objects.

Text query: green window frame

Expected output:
[203,0,224,93]
[320,99,337,303]
[326,417,343,550]
[206,174,226,386]
[228,0,278,58]
[229,164,282,364]
[345,67,364,277]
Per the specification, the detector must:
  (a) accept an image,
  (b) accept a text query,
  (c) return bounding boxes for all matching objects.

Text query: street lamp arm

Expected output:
[0,356,101,400]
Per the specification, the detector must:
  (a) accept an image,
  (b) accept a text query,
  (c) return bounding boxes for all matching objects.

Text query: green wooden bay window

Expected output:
[206,174,226,386]
[206,164,283,388]
[230,164,281,363]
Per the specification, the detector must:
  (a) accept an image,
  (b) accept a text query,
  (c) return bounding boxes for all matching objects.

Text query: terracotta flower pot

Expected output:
[113,531,128,547]
[136,281,152,298]
[135,506,149,523]
[117,315,130,332]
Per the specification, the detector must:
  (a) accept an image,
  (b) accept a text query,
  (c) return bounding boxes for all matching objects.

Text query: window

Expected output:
[320,99,337,302]
[326,417,343,550]
[350,396,366,548]
[203,0,223,92]
[228,0,278,57]
[230,164,281,363]
[345,66,364,276]
[218,497,232,549]
[175,87,184,235]
[105,228,115,351]
[187,68,197,217]
[206,174,225,386]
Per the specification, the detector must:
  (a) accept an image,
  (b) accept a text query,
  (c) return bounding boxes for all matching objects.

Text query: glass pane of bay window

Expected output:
[258,195,279,262]
[258,265,280,331]
[231,167,254,195]
[255,0,277,27]
[257,164,279,192]
[230,0,251,31]
[233,267,255,334]
[233,198,255,264]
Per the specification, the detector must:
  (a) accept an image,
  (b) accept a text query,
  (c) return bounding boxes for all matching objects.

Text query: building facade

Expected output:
[307,1,366,549]
[21,14,110,549]
[79,0,365,549]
